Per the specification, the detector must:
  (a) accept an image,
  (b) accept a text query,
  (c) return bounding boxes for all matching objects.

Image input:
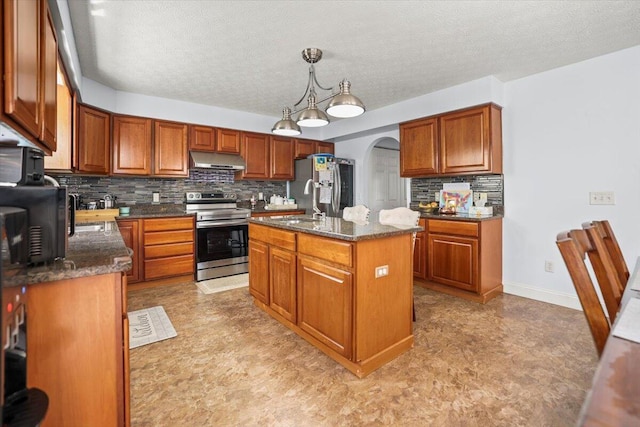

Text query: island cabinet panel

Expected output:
[297,256,353,359]
[413,218,427,279]
[27,272,128,427]
[269,247,297,323]
[249,239,270,304]
[298,233,353,267]
[354,235,413,362]
[112,115,152,175]
[399,117,438,177]
[77,104,111,174]
[154,120,189,177]
[418,218,503,303]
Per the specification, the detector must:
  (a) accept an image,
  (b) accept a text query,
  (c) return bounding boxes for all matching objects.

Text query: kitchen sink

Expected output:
[73,223,105,233]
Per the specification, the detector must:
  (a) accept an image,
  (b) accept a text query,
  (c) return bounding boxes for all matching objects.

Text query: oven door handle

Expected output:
[197,219,249,228]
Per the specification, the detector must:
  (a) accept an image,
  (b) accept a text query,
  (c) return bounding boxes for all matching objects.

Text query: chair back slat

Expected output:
[592,220,629,288]
[556,229,610,357]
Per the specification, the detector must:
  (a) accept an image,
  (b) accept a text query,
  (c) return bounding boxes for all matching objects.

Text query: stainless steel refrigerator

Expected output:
[290,156,355,217]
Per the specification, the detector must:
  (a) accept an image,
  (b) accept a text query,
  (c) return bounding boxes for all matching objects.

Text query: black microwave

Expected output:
[0,186,72,264]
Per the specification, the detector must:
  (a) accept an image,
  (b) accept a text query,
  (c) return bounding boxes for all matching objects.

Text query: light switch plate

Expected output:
[589,191,615,205]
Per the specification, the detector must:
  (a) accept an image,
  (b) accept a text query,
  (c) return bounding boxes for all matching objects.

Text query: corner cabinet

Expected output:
[415,217,503,303]
[400,103,502,177]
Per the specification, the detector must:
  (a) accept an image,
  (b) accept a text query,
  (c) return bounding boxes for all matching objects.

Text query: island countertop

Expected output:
[4,220,132,287]
[249,215,422,241]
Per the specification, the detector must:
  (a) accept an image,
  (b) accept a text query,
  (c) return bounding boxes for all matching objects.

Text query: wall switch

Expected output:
[435,192,440,202]
[375,265,389,278]
[544,260,554,273]
[589,191,615,205]
[152,192,160,203]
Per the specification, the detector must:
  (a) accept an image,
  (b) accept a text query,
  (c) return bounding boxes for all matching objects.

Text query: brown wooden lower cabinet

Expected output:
[249,222,413,378]
[117,219,142,283]
[413,218,427,279]
[27,272,129,427]
[414,217,502,303]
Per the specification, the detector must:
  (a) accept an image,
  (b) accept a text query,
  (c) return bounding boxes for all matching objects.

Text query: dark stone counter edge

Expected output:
[417,212,504,221]
[4,219,132,287]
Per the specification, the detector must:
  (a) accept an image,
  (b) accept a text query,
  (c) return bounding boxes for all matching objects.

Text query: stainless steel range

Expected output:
[185,192,250,281]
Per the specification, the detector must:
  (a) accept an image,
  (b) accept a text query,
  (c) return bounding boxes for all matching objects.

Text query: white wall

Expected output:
[502,45,640,308]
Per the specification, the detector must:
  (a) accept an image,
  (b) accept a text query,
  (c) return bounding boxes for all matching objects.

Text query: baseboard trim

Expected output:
[502,281,582,311]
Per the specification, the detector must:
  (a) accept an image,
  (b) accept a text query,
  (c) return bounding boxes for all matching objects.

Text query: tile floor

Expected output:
[128,283,597,426]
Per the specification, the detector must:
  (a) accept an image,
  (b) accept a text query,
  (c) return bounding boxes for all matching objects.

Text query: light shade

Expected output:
[296,95,329,127]
[326,80,365,118]
[272,107,301,136]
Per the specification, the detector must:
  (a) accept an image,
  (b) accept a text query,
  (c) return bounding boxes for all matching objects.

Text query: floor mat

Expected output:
[195,273,249,295]
[128,306,177,349]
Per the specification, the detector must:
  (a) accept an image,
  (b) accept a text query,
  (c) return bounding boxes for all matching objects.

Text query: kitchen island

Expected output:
[249,215,421,378]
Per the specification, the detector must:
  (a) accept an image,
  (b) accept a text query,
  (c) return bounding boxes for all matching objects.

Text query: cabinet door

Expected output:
[3,0,41,139]
[154,120,188,177]
[270,136,294,180]
[77,104,111,174]
[117,219,141,283]
[316,141,334,155]
[112,115,152,175]
[240,132,270,179]
[298,256,352,358]
[269,247,296,323]
[39,3,57,151]
[249,240,270,304]
[294,139,315,159]
[413,220,427,279]
[439,105,491,175]
[428,233,478,292]
[216,128,241,154]
[189,125,215,151]
[399,117,438,177]
[45,64,72,171]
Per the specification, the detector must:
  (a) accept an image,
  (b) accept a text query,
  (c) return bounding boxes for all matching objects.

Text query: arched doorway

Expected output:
[365,137,408,219]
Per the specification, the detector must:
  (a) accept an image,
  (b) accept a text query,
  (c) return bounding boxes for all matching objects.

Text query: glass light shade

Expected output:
[326,80,365,118]
[272,108,301,136]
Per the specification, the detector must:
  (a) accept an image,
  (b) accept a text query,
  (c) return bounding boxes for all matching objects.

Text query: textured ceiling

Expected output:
[67,1,640,118]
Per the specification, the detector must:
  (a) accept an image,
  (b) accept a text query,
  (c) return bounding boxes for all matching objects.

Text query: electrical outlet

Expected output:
[152,192,160,203]
[544,260,554,273]
[435,192,440,202]
[375,265,389,278]
[589,191,615,205]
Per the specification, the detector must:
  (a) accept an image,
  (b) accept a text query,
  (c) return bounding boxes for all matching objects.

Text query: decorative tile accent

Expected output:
[411,174,504,208]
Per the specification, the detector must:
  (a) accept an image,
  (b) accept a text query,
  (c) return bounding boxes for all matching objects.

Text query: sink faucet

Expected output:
[304,179,325,220]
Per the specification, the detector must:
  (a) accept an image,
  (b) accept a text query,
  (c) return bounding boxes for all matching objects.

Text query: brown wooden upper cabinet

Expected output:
[238,132,271,179]
[188,125,216,151]
[2,0,58,153]
[294,139,335,159]
[399,103,502,177]
[270,136,294,179]
[112,115,152,175]
[154,120,189,177]
[76,104,111,174]
[216,128,241,154]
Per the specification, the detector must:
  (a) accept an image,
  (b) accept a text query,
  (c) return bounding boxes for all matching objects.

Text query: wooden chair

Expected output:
[379,207,421,321]
[556,229,611,357]
[590,220,629,289]
[580,224,624,323]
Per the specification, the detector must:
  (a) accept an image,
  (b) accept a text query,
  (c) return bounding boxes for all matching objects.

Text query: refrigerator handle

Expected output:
[334,164,341,215]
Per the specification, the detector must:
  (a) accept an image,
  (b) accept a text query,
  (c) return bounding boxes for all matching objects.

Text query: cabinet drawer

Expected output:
[249,224,296,251]
[144,254,194,280]
[144,229,193,246]
[144,242,193,259]
[298,234,352,267]
[428,220,478,238]
[143,217,194,232]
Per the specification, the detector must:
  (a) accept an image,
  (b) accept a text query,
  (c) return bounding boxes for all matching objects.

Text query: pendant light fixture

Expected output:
[271,48,365,136]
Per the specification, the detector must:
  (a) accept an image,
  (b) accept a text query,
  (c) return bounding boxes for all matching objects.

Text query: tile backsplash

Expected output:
[411,174,504,210]
[52,169,286,207]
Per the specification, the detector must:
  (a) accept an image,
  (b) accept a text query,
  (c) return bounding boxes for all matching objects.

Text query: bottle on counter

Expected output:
[250,195,256,209]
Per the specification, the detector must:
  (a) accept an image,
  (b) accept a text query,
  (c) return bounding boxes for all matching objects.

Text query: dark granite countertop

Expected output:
[417,211,504,221]
[114,203,193,219]
[4,220,132,287]
[250,215,422,242]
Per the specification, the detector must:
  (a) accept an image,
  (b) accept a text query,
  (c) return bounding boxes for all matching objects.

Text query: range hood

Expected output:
[190,151,245,170]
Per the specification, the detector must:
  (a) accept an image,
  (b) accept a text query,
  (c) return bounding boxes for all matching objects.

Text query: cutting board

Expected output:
[75,209,120,220]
